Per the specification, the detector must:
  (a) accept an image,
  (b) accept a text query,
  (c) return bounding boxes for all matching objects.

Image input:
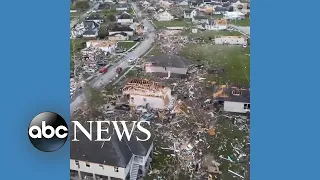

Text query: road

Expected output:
[228,25,250,37]
[70,3,155,114]
[70,3,100,29]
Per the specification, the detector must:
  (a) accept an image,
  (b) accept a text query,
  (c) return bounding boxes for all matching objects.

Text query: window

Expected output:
[114,167,119,172]
[75,160,80,168]
[86,162,90,167]
[99,165,104,169]
[232,90,241,96]
[244,104,250,110]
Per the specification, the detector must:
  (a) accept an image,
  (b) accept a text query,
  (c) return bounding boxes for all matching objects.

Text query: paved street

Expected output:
[228,24,250,36]
[70,3,100,29]
[70,3,155,114]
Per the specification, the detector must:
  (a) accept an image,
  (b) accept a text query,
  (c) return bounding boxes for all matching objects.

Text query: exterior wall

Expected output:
[129,95,165,109]
[117,19,134,24]
[145,66,188,75]
[70,159,127,179]
[108,35,129,41]
[205,25,227,30]
[184,13,191,19]
[223,101,249,113]
[215,36,247,45]
[109,31,134,36]
[155,13,174,21]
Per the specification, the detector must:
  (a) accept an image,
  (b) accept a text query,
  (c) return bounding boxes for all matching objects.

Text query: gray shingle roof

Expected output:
[147,55,191,68]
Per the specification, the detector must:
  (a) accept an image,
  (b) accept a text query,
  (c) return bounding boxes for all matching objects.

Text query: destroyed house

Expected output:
[213,85,250,113]
[122,79,173,110]
[144,55,191,77]
[70,131,154,180]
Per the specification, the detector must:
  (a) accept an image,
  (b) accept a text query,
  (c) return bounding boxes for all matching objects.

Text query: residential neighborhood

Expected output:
[70,0,250,179]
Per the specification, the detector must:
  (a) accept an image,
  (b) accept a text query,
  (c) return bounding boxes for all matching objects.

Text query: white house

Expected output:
[213,85,250,114]
[192,16,209,24]
[85,40,117,54]
[108,32,129,41]
[117,12,134,24]
[183,9,197,19]
[108,25,134,36]
[224,11,245,20]
[154,11,174,21]
[71,21,99,39]
[215,36,247,45]
[122,79,175,109]
[204,19,227,30]
[70,131,154,180]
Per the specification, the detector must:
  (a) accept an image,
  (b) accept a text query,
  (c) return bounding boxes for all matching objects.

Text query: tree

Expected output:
[107,14,116,21]
[75,1,89,11]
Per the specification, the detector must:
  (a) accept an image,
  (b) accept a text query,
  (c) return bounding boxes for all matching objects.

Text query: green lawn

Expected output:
[179,44,250,86]
[70,39,86,77]
[117,41,137,50]
[231,18,250,26]
[153,20,191,29]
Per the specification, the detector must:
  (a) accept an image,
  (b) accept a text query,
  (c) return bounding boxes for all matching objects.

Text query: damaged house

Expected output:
[70,131,154,180]
[144,55,191,78]
[122,79,174,110]
[213,85,250,114]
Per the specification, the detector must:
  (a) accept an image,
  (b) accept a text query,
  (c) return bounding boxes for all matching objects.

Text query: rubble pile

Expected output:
[156,30,189,55]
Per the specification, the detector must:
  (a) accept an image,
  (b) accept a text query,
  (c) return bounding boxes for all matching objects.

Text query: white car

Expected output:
[128,57,137,63]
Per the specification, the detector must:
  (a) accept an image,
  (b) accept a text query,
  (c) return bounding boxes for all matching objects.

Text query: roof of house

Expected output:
[84,21,99,30]
[147,55,191,68]
[71,128,154,167]
[115,4,129,8]
[184,9,193,14]
[86,15,103,20]
[213,85,250,103]
[82,30,98,36]
[109,32,128,36]
[108,25,133,32]
[98,3,111,10]
[194,16,208,20]
[215,6,228,12]
[118,12,133,19]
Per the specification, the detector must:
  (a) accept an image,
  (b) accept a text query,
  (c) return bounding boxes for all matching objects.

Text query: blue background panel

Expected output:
[252,0,320,180]
[0,0,70,179]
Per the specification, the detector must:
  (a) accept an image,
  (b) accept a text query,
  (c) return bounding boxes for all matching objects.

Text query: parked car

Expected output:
[99,67,108,74]
[128,57,137,63]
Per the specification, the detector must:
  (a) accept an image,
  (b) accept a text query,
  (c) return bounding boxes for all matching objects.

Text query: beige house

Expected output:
[122,79,173,110]
[214,36,247,45]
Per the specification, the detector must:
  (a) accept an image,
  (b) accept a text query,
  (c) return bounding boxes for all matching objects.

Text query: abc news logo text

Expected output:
[28,112,151,152]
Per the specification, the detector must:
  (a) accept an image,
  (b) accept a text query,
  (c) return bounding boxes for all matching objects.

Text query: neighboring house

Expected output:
[213,6,228,14]
[85,14,104,24]
[70,131,154,180]
[71,21,99,39]
[108,32,129,41]
[86,40,117,54]
[192,16,209,24]
[144,55,191,77]
[154,11,174,21]
[183,9,198,19]
[97,3,112,11]
[117,12,134,24]
[108,25,134,36]
[231,0,250,14]
[213,85,250,114]
[204,18,227,30]
[224,11,245,19]
[214,36,247,45]
[122,79,174,110]
[115,4,130,11]
[130,23,144,35]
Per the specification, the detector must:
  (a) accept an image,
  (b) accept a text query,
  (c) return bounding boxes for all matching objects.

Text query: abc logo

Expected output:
[28,112,68,152]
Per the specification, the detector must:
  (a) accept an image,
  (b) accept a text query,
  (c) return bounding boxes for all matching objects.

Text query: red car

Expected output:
[99,67,108,74]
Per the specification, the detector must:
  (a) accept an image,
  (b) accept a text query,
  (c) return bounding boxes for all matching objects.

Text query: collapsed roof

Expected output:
[147,55,191,68]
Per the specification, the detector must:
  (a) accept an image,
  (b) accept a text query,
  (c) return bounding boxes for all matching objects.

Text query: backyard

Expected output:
[153,20,191,29]
[179,44,250,86]
[230,18,250,26]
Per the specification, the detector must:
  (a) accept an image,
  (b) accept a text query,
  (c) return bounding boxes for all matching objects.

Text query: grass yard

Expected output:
[117,41,137,50]
[153,20,191,29]
[231,18,250,26]
[179,44,250,86]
